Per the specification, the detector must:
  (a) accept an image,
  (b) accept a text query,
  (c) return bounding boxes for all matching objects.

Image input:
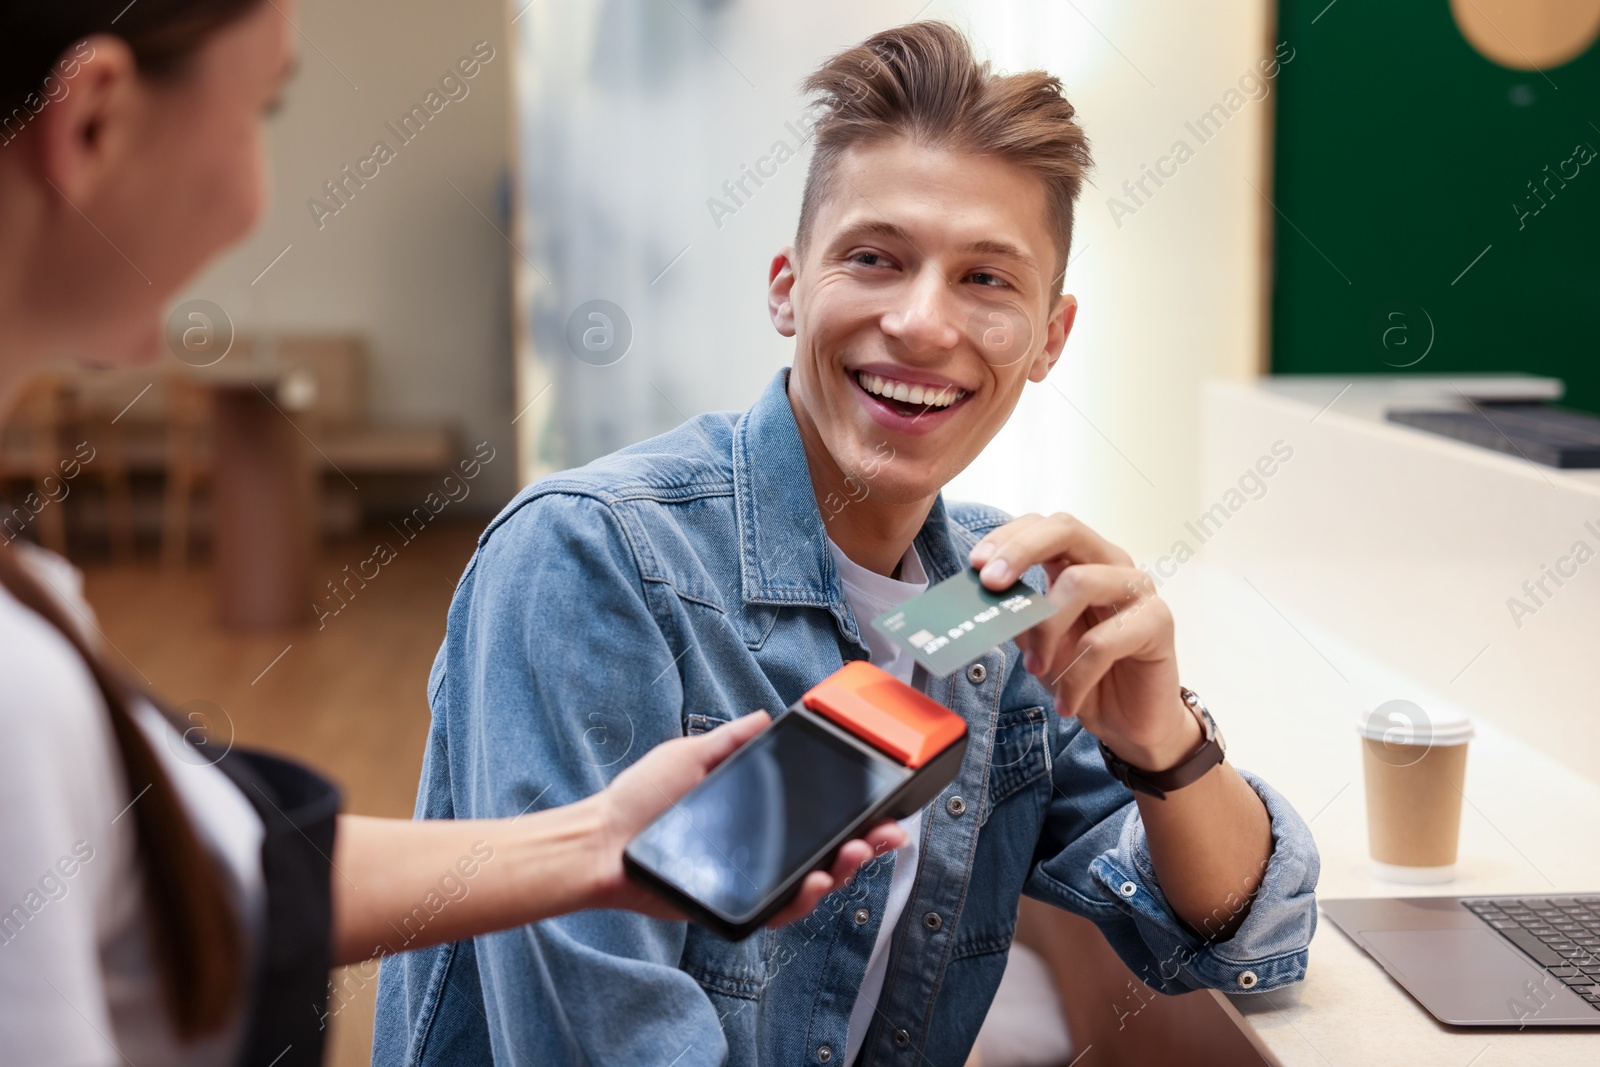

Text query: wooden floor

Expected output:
[80,520,484,1067]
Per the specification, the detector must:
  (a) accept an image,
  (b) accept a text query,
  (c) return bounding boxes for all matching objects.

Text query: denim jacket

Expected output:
[372,368,1319,1067]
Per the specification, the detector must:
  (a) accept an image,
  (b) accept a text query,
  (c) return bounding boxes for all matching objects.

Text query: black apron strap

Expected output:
[212,747,342,1067]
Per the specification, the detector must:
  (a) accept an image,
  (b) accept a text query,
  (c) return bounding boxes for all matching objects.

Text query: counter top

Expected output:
[1160,562,1599,1065]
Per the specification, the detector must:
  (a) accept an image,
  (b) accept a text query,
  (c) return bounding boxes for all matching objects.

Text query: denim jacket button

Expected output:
[1238,970,1259,989]
[1119,880,1138,898]
[817,1044,833,1063]
[853,907,871,926]
[923,911,942,932]
[893,1029,910,1046]
[945,795,966,817]
[966,662,987,684]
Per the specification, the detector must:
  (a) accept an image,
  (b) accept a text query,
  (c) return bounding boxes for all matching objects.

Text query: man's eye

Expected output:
[852,251,888,267]
[968,272,1009,288]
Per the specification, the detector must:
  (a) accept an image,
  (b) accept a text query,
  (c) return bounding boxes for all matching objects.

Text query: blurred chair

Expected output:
[162,375,213,567]
[274,335,366,432]
[0,372,70,553]
[281,335,458,486]
[64,375,138,562]
[0,371,138,558]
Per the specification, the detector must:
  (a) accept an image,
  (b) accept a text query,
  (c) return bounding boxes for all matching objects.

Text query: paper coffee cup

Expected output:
[1358,698,1472,884]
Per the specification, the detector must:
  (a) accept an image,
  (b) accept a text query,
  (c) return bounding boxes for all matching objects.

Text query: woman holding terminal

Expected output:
[0,3,905,1064]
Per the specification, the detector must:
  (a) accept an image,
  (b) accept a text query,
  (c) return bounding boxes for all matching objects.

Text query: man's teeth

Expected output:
[856,372,966,409]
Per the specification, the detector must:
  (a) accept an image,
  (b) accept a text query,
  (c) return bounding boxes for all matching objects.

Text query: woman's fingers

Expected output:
[771,870,839,926]
[766,820,908,928]
[603,711,771,842]
[696,709,770,764]
[859,819,910,857]
[633,710,768,793]
[614,715,911,930]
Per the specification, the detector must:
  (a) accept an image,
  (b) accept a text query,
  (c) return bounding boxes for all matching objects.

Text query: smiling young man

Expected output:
[375,22,1319,1067]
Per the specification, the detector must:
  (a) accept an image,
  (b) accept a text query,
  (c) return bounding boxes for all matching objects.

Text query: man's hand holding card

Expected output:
[874,512,1203,776]
[969,512,1204,775]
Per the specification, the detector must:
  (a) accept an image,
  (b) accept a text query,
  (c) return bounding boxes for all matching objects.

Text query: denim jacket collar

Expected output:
[732,368,968,639]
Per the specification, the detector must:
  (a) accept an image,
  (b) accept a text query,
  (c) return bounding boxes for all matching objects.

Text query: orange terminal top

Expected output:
[801,661,967,768]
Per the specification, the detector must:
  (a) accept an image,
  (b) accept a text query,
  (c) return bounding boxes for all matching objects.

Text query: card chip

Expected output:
[906,629,935,647]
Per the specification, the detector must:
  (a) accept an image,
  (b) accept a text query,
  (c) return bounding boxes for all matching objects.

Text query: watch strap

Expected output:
[1098,687,1225,799]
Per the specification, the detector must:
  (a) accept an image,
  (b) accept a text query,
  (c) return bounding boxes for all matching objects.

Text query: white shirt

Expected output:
[0,544,264,1067]
[826,536,929,1065]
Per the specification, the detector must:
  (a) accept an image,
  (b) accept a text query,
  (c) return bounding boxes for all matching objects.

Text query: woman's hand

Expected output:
[589,712,909,926]
[969,513,1201,773]
[332,712,909,965]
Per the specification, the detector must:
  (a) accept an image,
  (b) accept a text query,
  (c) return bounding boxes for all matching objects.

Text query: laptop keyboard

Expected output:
[1463,896,1600,1008]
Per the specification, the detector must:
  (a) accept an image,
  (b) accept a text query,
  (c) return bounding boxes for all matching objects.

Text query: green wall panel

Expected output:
[1271,2,1600,414]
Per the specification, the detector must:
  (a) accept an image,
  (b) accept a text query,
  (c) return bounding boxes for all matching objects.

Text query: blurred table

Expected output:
[206,374,316,629]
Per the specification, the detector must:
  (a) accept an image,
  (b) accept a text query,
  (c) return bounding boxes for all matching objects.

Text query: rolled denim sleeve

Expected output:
[374,490,728,1067]
[1024,716,1319,996]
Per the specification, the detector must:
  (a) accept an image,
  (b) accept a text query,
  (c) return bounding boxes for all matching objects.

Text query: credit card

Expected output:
[871,568,1058,677]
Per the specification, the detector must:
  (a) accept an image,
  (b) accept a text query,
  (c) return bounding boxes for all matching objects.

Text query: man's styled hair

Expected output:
[797,21,1093,293]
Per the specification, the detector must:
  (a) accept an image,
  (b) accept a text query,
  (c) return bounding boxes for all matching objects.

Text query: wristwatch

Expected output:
[1098,687,1226,800]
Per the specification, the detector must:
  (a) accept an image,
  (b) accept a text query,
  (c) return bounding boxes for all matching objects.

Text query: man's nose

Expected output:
[880,270,962,354]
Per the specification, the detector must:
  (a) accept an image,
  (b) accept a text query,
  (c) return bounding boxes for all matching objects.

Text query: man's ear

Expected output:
[32,36,142,202]
[768,246,798,337]
[1028,293,1077,383]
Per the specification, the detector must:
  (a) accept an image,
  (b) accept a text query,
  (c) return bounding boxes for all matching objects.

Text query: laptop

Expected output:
[1322,894,1600,1027]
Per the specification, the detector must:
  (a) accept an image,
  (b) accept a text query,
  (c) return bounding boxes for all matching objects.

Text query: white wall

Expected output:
[946,0,1276,558]
[510,0,950,478]
[174,0,1277,541]
[507,0,1276,557]
[176,0,518,509]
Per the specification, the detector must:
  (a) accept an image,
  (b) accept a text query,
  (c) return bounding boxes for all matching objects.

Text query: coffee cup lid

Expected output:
[1357,696,1473,747]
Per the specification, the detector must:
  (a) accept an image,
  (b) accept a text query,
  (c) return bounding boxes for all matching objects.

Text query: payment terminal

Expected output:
[624,661,969,940]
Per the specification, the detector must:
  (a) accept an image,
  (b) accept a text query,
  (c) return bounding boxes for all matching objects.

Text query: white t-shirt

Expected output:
[0,545,264,1067]
[826,536,929,1066]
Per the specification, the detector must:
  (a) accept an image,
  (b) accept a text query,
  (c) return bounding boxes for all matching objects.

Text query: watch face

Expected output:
[1182,688,1223,752]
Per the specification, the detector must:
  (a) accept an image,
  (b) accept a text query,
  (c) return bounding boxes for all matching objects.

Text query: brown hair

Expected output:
[797,21,1093,293]
[0,548,243,1037]
[0,0,266,125]
[0,0,268,1035]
